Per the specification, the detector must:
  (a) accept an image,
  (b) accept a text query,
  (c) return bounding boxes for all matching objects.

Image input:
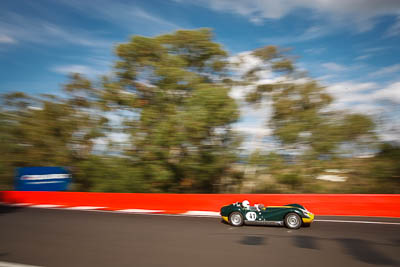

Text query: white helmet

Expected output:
[242,200,250,208]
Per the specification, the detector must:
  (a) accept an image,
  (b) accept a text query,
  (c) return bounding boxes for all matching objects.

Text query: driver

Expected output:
[242,200,250,209]
[255,203,265,211]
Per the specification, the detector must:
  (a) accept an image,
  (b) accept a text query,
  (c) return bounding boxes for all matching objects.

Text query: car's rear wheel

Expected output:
[229,212,244,226]
[284,213,302,229]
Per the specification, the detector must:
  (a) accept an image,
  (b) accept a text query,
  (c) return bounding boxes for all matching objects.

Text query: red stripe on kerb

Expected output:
[1,191,400,218]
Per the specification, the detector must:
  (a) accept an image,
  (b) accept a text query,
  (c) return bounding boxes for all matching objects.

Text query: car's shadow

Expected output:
[220,219,282,228]
[0,192,24,215]
[0,204,23,215]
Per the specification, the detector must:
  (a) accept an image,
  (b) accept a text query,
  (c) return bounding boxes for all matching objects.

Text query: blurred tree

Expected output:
[244,46,376,160]
[72,155,150,192]
[0,29,240,193]
[368,143,400,192]
[248,150,269,167]
[0,109,15,189]
[0,75,107,190]
[1,29,395,193]
[100,29,240,192]
[238,45,381,192]
[277,173,303,190]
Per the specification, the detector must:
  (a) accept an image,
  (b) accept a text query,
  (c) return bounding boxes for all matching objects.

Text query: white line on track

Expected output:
[2,203,400,224]
[30,204,62,208]
[66,206,105,210]
[116,209,164,213]
[314,219,400,225]
[103,212,400,224]
[183,211,221,217]
[92,210,221,218]
[0,261,43,267]
[107,212,400,224]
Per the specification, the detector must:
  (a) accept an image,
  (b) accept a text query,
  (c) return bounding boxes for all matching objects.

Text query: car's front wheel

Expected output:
[284,213,302,229]
[229,212,244,226]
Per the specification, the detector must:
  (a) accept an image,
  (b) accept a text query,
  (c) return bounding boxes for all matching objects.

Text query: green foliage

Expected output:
[252,46,278,60]
[341,114,375,140]
[244,50,376,160]
[105,29,240,193]
[0,29,241,193]
[73,156,150,192]
[0,111,15,189]
[265,152,285,171]
[237,44,398,193]
[277,173,303,189]
[0,29,397,193]
[248,150,269,166]
[0,74,110,189]
[367,143,400,192]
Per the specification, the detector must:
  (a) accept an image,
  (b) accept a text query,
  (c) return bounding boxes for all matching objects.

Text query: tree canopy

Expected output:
[0,29,241,193]
[0,29,398,193]
[243,46,376,159]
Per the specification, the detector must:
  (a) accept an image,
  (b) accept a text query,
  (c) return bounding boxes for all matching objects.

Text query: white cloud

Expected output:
[235,126,272,135]
[230,85,253,100]
[355,54,371,61]
[323,81,400,143]
[1,1,184,48]
[188,0,400,31]
[229,51,263,77]
[362,47,389,53]
[0,12,111,47]
[305,47,326,55]
[325,80,400,128]
[372,82,400,103]
[327,82,377,95]
[52,65,102,76]
[368,64,400,77]
[262,25,330,44]
[131,8,181,30]
[42,24,109,47]
[0,34,16,44]
[300,26,327,41]
[322,62,347,72]
[317,74,336,81]
[234,118,274,151]
[228,51,275,150]
[58,0,183,33]
[324,81,382,115]
[354,47,390,61]
[326,82,378,108]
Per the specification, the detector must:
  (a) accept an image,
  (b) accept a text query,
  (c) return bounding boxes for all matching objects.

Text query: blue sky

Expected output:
[1,0,400,145]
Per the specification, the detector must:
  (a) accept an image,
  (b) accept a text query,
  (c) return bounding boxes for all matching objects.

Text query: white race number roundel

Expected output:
[245,212,257,221]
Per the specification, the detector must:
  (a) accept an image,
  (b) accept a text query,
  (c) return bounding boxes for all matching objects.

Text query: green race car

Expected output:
[220,200,314,229]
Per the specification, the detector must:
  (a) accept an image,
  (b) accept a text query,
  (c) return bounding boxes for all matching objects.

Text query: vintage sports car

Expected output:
[220,200,314,229]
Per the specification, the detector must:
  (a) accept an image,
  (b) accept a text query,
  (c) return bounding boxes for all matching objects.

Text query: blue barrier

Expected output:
[15,167,71,191]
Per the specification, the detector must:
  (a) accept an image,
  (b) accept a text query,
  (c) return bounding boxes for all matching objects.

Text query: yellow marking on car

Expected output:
[222,216,229,222]
[302,213,315,223]
[267,206,293,208]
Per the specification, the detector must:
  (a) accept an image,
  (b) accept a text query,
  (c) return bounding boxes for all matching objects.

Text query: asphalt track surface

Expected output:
[1,206,400,267]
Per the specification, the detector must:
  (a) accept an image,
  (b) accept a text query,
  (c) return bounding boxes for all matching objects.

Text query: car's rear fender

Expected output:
[286,203,305,209]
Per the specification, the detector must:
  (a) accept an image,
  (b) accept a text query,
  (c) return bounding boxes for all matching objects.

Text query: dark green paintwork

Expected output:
[220,202,310,223]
